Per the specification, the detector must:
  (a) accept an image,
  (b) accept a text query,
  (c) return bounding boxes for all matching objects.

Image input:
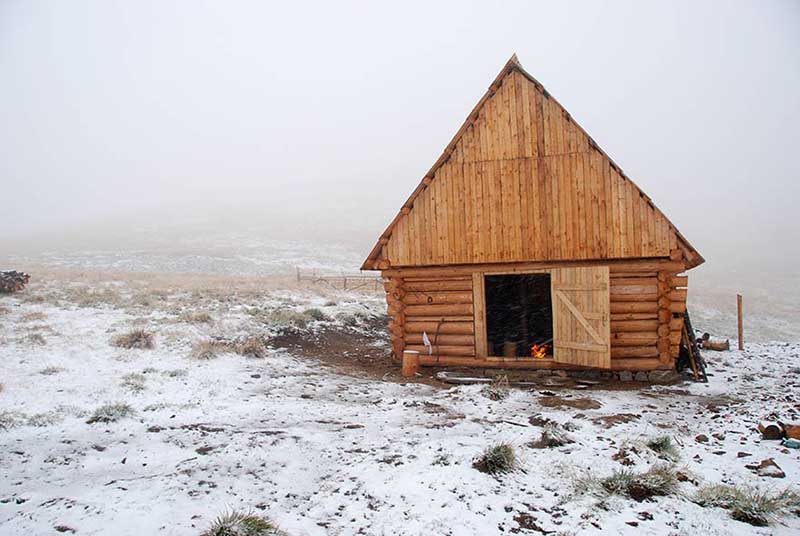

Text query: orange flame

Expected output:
[531,343,548,359]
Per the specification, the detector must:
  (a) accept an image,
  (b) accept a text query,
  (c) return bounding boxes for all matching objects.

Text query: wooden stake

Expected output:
[402,350,420,378]
[737,294,744,350]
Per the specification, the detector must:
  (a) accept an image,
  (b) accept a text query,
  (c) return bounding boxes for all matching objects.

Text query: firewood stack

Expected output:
[0,271,30,293]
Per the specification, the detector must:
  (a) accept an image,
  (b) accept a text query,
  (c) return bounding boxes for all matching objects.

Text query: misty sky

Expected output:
[1,0,798,272]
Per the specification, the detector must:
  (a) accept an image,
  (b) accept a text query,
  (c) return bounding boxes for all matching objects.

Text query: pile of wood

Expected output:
[0,271,30,293]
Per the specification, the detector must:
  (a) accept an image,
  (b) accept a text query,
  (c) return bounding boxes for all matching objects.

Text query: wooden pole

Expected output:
[737,294,744,350]
[402,350,420,378]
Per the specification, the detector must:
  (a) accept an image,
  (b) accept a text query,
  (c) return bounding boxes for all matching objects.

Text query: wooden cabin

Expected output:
[362,55,704,374]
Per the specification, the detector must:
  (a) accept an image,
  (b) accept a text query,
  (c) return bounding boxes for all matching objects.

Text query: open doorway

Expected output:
[485,273,553,358]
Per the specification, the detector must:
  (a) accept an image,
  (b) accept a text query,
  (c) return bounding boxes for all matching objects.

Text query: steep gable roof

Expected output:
[362,55,703,271]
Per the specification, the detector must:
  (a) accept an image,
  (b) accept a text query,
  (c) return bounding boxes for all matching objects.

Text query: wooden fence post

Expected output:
[737,294,743,350]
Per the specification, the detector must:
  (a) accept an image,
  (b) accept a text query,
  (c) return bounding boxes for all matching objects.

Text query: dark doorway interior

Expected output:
[485,274,553,358]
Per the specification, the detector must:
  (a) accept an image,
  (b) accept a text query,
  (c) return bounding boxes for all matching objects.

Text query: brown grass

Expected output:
[111,329,155,349]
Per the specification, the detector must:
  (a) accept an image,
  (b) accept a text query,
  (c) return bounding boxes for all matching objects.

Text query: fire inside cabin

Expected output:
[485,274,553,358]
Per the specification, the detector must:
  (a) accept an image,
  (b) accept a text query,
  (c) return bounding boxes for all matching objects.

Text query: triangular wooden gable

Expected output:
[362,55,703,271]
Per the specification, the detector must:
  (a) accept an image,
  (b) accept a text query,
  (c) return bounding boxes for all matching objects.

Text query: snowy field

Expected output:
[1,245,799,535]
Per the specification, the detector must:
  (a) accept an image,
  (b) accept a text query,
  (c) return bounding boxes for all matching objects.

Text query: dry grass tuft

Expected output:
[235,336,267,358]
[481,375,510,401]
[303,307,329,322]
[39,366,66,375]
[24,333,47,346]
[576,464,680,502]
[182,311,213,324]
[529,423,574,449]
[86,403,135,424]
[111,329,155,349]
[191,340,229,360]
[121,373,147,392]
[192,337,267,359]
[473,443,519,475]
[21,311,48,322]
[695,484,800,526]
[646,435,680,461]
[200,509,286,536]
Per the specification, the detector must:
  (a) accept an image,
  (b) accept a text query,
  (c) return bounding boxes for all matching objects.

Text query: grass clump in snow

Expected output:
[192,337,267,359]
[121,373,147,392]
[191,340,227,360]
[235,336,267,358]
[646,435,680,461]
[303,307,329,322]
[529,423,575,449]
[481,375,509,401]
[602,464,679,502]
[39,366,66,375]
[111,329,155,349]
[200,509,285,536]
[25,333,47,346]
[182,311,213,324]
[576,464,680,502]
[0,410,24,431]
[695,484,800,527]
[473,442,519,475]
[86,403,135,424]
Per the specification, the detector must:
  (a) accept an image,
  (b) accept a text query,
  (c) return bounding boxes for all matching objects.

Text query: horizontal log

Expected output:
[610,272,657,279]
[611,284,658,295]
[668,289,687,302]
[611,320,659,332]
[609,260,685,273]
[404,315,473,323]
[418,355,669,371]
[404,280,473,291]
[405,321,474,335]
[669,331,682,344]
[405,333,474,345]
[669,317,684,331]
[403,303,473,317]
[406,344,475,356]
[383,259,685,279]
[611,332,659,346]
[403,291,472,306]
[669,276,688,288]
[403,276,471,282]
[610,302,658,314]
[669,301,686,313]
[657,325,670,337]
[610,277,658,287]
[610,292,658,303]
[610,313,658,321]
[611,346,659,358]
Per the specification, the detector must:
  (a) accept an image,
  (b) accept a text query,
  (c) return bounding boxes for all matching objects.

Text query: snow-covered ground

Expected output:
[1,271,799,535]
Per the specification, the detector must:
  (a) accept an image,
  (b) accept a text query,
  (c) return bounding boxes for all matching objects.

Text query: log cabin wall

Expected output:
[383,258,689,372]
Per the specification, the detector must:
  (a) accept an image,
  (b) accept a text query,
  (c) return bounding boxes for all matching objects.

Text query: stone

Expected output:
[648,370,680,383]
[619,371,634,382]
[745,458,786,478]
[737,452,752,458]
[634,371,648,382]
[695,434,709,443]
[712,432,726,440]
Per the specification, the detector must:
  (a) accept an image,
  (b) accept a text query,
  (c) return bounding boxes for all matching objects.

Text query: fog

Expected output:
[1,0,798,277]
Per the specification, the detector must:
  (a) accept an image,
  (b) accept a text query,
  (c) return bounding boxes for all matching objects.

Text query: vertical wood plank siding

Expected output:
[380,70,679,268]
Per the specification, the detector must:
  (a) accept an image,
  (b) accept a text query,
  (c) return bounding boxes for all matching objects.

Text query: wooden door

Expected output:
[551,266,611,368]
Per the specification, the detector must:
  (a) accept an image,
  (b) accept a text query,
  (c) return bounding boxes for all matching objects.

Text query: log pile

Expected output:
[0,271,30,293]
